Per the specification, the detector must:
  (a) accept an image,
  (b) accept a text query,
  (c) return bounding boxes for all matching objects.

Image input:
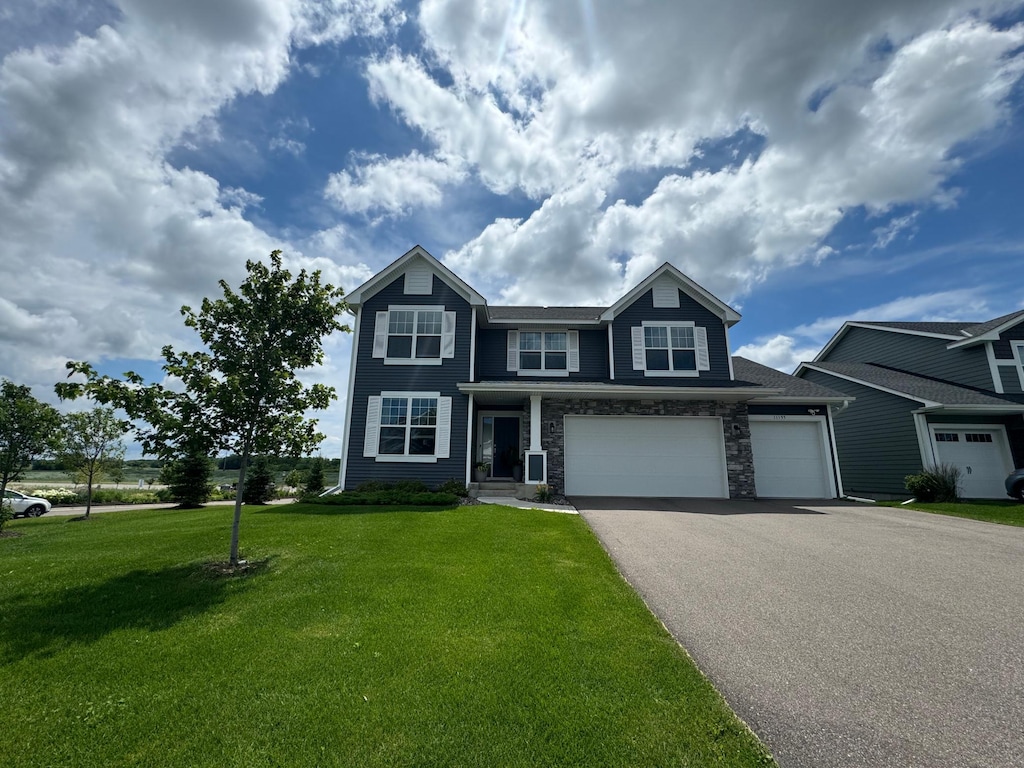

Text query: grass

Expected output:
[879,499,1024,527]
[0,503,773,767]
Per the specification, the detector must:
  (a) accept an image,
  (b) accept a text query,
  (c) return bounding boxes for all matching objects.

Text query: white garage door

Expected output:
[563,416,728,497]
[931,427,1013,499]
[750,418,834,498]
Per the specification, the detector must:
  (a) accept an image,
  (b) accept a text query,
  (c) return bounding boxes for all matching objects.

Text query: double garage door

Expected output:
[563,415,835,498]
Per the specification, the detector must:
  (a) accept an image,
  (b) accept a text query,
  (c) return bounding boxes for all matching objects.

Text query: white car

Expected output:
[2,489,52,518]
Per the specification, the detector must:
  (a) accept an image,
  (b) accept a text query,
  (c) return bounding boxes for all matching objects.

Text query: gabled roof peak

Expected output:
[345,245,487,309]
[601,262,741,325]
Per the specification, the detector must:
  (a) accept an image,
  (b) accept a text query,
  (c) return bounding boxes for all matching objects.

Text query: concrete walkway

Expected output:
[576,497,1024,768]
[44,498,296,517]
[475,495,578,513]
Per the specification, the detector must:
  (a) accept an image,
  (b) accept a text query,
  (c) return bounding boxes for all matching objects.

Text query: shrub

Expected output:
[435,478,468,497]
[354,479,391,493]
[310,491,459,507]
[905,463,961,502]
[303,457,325,497]
[159,450,213,507]
[534,483,553,502]
[30,488,81,505]
[243,456,275,504]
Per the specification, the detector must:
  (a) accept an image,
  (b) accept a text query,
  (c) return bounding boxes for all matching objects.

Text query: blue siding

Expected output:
[824,326,990,389]
[993,319,1024,359]
[344,274,471,489]
[612,288,731,384]
[801,370,923,496]
[999,365,1023,394]
[475,328,609,380]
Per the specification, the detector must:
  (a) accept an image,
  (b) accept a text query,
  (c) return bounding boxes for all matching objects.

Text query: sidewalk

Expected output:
[475,495,578,514]
[45,498,296,517]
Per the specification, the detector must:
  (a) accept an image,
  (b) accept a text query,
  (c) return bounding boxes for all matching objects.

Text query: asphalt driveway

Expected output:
[576,497,1024,768]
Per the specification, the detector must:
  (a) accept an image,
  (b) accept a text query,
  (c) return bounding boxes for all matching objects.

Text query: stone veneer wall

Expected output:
[539,399,756,499]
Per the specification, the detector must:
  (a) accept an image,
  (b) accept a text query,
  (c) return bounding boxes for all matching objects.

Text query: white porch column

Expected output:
[530,395,542,450]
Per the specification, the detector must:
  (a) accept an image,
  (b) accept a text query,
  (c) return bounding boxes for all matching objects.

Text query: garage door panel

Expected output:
[564,416,728,498]
[750,419,832,498]
[931,427,1012,499]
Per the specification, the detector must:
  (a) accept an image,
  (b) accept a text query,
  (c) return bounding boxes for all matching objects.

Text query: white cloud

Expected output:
[735,336,822,374]
[325,150,468,216]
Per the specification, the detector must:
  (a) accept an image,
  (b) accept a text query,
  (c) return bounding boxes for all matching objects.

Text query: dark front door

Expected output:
[491,417,520,478]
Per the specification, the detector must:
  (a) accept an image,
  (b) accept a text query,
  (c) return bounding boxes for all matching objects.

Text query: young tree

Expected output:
[57,408,126,519]
[159,441,213,507]
[57,250,349,563]
[1,381,62,531]
[304,456,325,497]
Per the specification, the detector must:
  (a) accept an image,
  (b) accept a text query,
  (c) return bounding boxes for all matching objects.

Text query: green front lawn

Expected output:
[879,499,1024,527]
[0,504,772,767]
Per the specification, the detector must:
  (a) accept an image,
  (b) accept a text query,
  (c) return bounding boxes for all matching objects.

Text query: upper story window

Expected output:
[372,306,456,365]
[631,321,710,377]
[363,391,452,462]
[507,330,579,376]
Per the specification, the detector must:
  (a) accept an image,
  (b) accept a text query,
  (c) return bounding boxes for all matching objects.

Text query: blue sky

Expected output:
[2,0,1024,458]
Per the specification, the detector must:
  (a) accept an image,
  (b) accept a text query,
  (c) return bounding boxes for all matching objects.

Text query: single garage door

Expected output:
[930,426,1013,499]
[750,418,834,498]
[563,416,728,497]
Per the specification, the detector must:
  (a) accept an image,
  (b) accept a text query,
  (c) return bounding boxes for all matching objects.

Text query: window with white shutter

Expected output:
[509,329,578,376]
[371,306,452,366]
[363,392,452,462]
[630,321,711,377]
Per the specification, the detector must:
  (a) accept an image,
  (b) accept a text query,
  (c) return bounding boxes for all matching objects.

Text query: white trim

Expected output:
[346,245,487,308]
[600,262,741,325]
[796,363,939,406]
[637,320,704,377]
[338,307,361,490]
[913,412,936,469]
[530,395,542,451]
[1015,341,1024,392]
[403,267,432,295]
[986,342,1003,394]
[465,394,474,485]
[724,325,735,380]
[825,405,845,496]
[513,328,573,376]
[458,382,780,400]
[748,415,837,498]
[607,323,615,380]
[381,305,448,366]
[524,450,547,485]
[469,307,477,382]
[371,391,446,463]
[486,317,602,326]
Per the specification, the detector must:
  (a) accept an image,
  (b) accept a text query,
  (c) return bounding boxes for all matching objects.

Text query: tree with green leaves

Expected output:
[57,407,126,519]
[1,380,62,530]
[57,250,349,563]
[159,441,213,507]
[304,456,325,497]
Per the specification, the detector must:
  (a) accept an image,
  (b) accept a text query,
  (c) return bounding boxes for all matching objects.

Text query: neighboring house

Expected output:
[337,245,850,499]
[796,315,1024,499]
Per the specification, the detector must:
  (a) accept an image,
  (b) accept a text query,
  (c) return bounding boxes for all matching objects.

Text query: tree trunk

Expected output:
[229,443,249,565]
[85,467,93,519]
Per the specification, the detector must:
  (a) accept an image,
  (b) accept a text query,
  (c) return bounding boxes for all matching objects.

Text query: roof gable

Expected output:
[947,309,1024,348]
[813,321,964,362]
[345,245,487,309]
[600,263,741,326]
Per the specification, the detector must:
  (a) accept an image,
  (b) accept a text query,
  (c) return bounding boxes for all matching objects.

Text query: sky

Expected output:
[2,0,1024,460]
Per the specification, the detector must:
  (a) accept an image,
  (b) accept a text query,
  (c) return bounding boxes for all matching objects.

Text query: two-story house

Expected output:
[337,245,849,499]
[796,315,1024,499]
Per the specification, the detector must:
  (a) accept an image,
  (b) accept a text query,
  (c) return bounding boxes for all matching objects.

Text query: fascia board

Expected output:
[600,262,741,325]
[345,245,487,308]
[947,315,1024,349]
[797,363,939,407]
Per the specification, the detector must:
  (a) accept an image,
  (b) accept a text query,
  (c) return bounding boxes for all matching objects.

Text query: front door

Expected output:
[480,415,520,478]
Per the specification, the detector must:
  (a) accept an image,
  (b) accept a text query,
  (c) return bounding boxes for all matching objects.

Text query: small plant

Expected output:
[475,462,491,474]
[30,488,80,504]
[905,463,962,502]
[534,483,553,502]
[435,478,468,497]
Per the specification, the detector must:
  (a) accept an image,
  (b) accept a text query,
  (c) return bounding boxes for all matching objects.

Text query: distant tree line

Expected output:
[31,455,339,472]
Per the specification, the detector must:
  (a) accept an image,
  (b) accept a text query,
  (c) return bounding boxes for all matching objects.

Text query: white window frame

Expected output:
[372,305,456,366]
[364,391,452,463]
[1015,341,1024,392]
[631,321,710,377]
[507,329,579,376]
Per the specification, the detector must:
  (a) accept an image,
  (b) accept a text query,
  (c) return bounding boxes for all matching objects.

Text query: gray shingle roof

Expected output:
[486,306,605,321]
[731,357,849,400]
[805,362,1020,406]
[856,321,971,336]
[960,309,1024,338]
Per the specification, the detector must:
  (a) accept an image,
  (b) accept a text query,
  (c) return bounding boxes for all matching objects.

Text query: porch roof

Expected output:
[458,380,782,405]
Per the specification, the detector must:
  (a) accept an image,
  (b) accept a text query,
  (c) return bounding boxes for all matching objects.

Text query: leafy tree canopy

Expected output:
[1,380,62,529]
[56,250,350,561]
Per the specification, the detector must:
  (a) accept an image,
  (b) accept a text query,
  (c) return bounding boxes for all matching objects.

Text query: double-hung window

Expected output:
[364,392,452,462]
[507,330,579,375]
[631,321,710,376]
[373,306,456,365]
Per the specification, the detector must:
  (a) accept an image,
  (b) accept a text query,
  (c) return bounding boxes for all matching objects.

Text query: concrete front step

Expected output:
[469,481,531,496]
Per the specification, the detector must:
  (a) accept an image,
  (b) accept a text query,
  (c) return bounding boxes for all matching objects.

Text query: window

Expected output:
[373,306,456,365]
[934,433,959,442]
[631,322,709,377]
[507,330,579,375]
[965,433,993,443]
[519,331,567,371]
[364,392,452,462]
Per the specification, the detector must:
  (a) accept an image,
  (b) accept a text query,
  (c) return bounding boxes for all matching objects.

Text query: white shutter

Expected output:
[631,326,646,370]
[507,330,519,371]
[372,312,389,358]
[441,311,457,358]
[568,330,580,372]
[363,396,381,457]
[695,326,710,371]
[435,397,452,459]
